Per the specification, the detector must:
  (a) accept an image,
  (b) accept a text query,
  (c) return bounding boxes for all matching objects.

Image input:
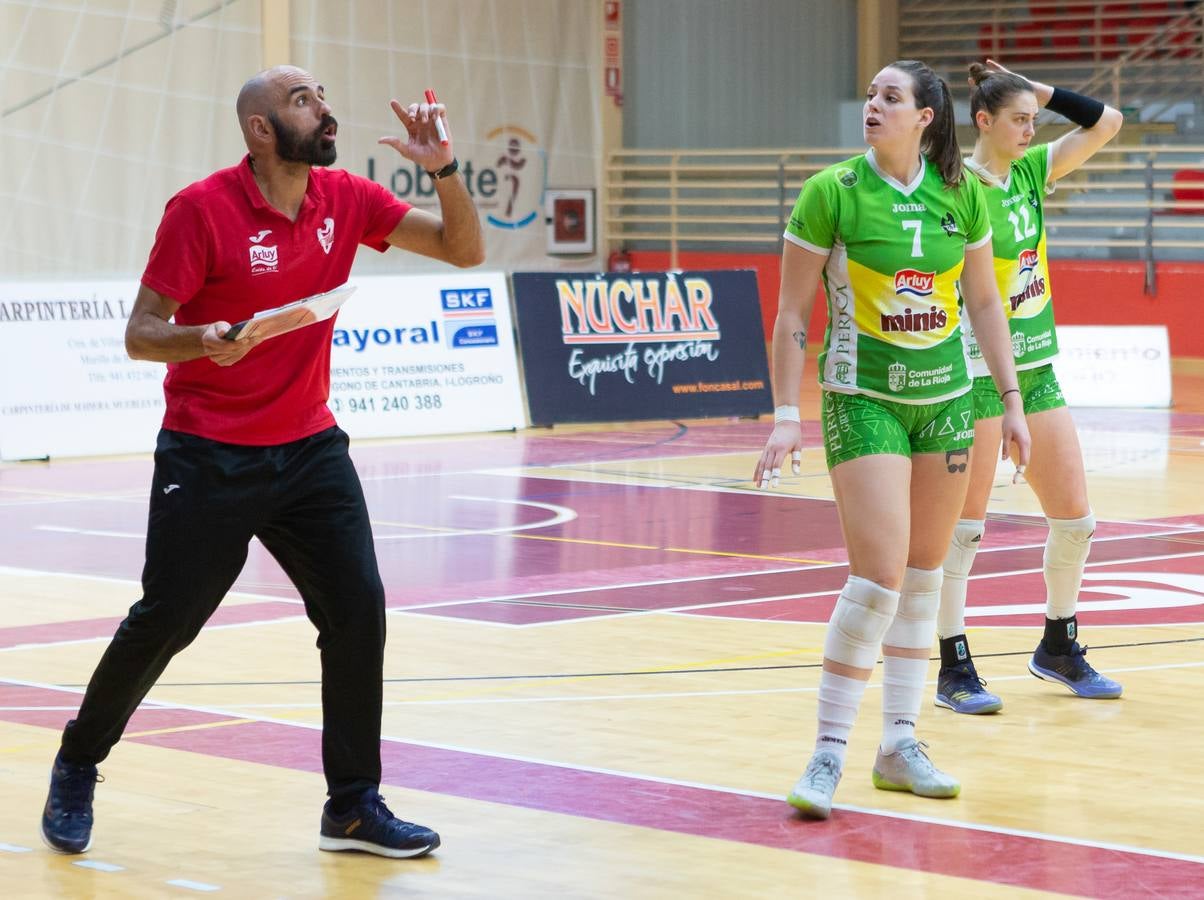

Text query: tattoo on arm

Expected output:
[945,448,969,474]
[792,330,807,350]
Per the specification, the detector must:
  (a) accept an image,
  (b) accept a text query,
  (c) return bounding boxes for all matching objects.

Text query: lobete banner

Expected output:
[510,269,773,425]
[0,273,525,460]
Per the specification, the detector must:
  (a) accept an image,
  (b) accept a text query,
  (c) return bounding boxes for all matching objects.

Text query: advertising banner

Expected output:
[328,272,527,438]
[0,280,163,460]
[511,270,772,425]
[0,272,526,460]
[1053,325,1171,408]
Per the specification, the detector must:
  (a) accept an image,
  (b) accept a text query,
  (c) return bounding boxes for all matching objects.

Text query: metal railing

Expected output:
[899,1,1203,120]
[604,144,1204,291]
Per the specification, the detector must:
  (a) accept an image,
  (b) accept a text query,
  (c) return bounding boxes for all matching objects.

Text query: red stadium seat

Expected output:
[1170,169,1204,214]
[978,22,1006,56]
[1128,2,1174,51]
[1013,20,1048,60]
[1169,20,1200,59]
[1090,2,1129,59]
[1052,4,1093,60]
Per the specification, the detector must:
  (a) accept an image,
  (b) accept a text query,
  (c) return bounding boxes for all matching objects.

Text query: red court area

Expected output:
[2,413,1203,642]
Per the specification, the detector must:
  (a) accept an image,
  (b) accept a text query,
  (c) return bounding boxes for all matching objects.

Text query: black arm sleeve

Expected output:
[1045,87,1106,129]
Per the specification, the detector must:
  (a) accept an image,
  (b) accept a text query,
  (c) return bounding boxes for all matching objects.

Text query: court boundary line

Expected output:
[3,674,1200,868]
[95,659,1201,710]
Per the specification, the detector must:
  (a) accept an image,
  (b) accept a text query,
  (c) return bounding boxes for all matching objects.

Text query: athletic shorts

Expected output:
[821,389,975,469]
[972,364,1066,420]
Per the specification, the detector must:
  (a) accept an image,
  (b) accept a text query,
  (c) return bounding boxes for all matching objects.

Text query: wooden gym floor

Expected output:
[2,360,1203,898]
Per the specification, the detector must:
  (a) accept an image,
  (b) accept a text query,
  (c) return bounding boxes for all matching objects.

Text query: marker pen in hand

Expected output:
[424,89,449,145]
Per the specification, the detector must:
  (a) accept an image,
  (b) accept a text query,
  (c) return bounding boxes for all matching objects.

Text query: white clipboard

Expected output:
[222,283,357,341]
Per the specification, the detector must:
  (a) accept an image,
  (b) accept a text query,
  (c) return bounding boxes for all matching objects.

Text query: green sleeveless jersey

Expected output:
[784,150,990,405]
[962,144,1058,376]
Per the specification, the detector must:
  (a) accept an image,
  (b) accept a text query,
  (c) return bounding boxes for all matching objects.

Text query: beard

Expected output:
[269,111,338,166]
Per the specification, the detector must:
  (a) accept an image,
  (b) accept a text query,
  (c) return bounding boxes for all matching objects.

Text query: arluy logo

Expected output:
[249,242,279,275]
[894,269,935,297]
[1018,247,1039,277]
[317,218,335,254]
[248,228,278,274]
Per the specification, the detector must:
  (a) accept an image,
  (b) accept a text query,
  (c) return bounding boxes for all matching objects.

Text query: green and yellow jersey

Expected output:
[784,150,991,405]
[962,144,1058,375]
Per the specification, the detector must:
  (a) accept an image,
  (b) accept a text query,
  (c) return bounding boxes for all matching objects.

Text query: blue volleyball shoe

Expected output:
[1028,641,1123,699]
[935,660,1003,714]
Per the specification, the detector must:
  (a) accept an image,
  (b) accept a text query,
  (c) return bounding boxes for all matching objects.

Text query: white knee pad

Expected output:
[938,519,984,638]
[885,566,942,649]
[1045,513,1095,567]
[823,576,900,670]
[1044,512,1094,619]
[944,519,985,578]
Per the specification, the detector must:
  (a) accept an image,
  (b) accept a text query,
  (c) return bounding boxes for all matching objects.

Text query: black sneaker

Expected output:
[319,789,440,859]
[41,753,101,854]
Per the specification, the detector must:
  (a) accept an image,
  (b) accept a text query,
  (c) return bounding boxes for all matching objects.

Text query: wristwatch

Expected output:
[427,158,459,180]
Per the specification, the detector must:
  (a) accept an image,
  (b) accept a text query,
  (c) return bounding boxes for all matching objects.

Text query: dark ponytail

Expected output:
[967,63,1034,131]
[890,59,962,189]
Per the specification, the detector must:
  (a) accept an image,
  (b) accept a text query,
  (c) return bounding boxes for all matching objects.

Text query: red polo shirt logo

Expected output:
[317,217,335,254]
[248,228,279,275]
[249,243,279,274]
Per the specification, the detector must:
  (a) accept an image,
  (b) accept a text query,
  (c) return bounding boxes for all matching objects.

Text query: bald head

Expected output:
[237,66,304,141]
[236,66,337,165]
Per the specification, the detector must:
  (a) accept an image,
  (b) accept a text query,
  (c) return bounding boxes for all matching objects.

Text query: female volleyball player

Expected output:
[753,59,1030,819]
[933,60,1124,715]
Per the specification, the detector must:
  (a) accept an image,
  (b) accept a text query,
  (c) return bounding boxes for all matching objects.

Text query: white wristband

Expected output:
[774,405,801,423]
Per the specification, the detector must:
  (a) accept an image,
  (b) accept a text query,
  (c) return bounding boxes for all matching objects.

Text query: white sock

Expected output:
[881,566,942,754]
[938,519,985,639]
[815,671,868,766]
[881,656,929,753]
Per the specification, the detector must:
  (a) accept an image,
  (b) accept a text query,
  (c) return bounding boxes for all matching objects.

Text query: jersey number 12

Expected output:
[1008,205,1037,242]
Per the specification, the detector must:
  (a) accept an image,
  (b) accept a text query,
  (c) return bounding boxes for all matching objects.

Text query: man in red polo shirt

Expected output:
[40,66,483,860]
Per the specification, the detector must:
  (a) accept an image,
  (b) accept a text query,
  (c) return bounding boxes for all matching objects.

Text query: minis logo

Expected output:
[1018,248,1039,276]
[894,269,935,297]
[880,305,948,333]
